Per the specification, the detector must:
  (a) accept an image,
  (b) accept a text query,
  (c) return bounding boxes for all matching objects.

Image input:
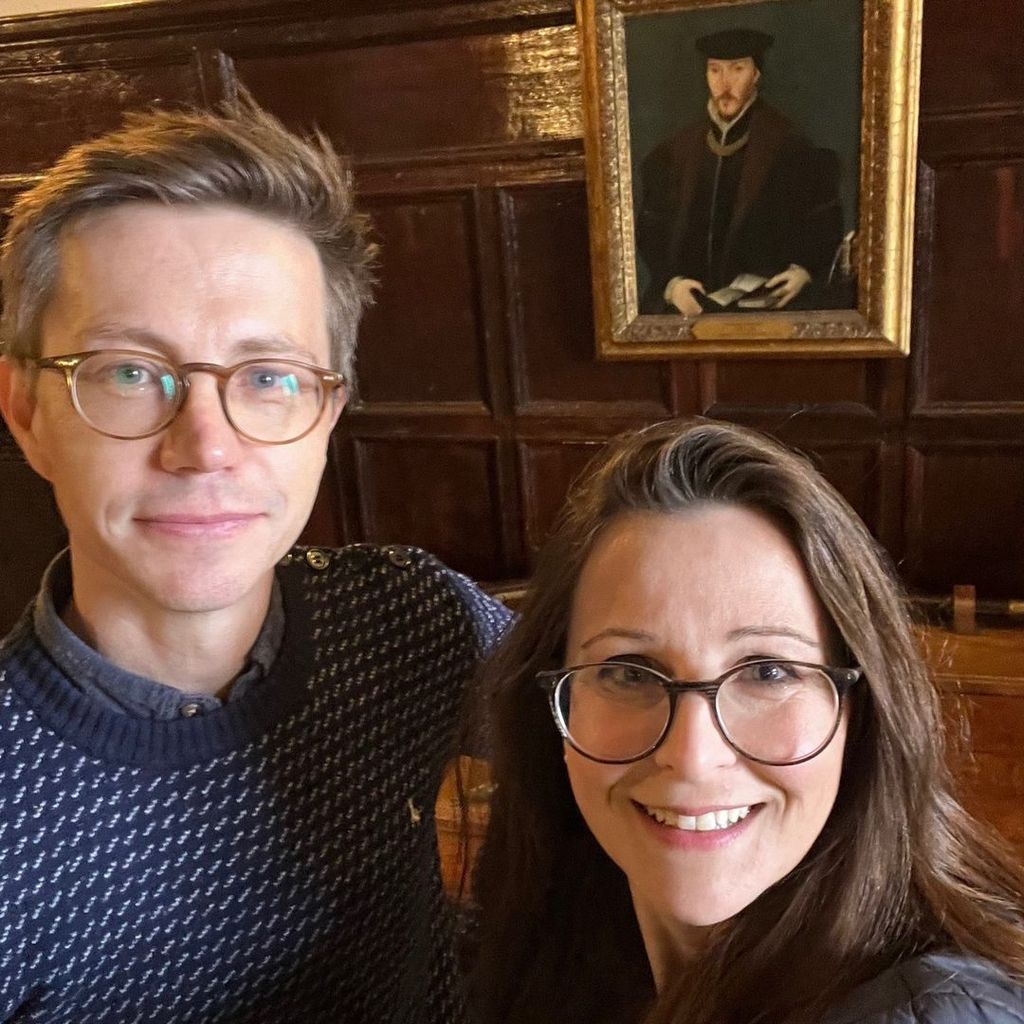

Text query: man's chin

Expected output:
[147,576,271,616]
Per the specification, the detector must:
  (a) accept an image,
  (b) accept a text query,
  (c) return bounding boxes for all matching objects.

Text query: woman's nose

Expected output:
[651,692,739,778]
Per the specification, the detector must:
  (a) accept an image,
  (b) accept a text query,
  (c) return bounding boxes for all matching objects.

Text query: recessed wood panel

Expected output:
[918,160,1024,407]
[713,360,874,409]
[355,195,488,406]
[235,24,582,160]
[503,184,668,412]
[517,440,606,563]
[0,63,204,175]
[354,437,505,580]
[906,447,1024,597]
[921,0,1024,113]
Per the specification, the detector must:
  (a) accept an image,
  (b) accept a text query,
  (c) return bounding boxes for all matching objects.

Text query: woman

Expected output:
[468,419,1024,1024]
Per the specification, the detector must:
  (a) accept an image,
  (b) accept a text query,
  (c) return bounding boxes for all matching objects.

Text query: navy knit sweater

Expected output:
[0,544,510,1024]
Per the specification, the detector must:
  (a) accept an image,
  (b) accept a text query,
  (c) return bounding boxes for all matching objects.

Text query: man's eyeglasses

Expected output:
[26,349,345,445]
[537,659,862,767]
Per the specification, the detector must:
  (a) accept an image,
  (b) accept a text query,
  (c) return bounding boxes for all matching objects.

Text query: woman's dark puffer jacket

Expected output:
[824,953,1024,1023]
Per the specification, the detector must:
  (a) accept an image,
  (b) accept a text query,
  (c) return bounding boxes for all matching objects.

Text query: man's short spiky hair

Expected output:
[0,92,375,380]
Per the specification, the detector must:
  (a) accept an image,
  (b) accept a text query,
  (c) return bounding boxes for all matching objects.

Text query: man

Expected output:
[636,28,844,315]
[0,97,508,1023]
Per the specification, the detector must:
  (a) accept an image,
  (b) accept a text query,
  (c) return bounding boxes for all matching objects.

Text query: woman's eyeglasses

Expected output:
[537,659,861,766]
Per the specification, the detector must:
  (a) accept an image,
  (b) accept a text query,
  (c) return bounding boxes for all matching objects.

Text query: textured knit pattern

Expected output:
[0,544,510,1024]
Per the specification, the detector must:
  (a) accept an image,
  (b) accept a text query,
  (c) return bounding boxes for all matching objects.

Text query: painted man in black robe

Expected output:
[636,28,845,315]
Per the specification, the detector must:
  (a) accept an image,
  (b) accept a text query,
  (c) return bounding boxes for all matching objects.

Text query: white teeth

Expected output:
[642,804,751,832]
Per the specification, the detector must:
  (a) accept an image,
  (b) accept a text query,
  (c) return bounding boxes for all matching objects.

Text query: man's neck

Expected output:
[62,572,275,697]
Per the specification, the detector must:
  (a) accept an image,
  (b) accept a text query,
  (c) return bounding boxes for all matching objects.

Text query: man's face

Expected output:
[706,57,760,120]
[5,202,342,619]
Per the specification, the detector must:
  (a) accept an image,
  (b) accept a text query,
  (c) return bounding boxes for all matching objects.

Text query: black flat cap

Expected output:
[695,28,774,60]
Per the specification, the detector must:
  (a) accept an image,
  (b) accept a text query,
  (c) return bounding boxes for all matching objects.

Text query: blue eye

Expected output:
[102,360,165,393]
[113,365,150,386]
[245,369,299,394]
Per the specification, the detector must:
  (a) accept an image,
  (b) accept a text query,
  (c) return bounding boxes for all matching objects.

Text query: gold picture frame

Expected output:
[578,0,923,359]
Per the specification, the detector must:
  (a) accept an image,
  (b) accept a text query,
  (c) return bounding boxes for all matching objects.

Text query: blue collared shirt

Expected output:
[32,550,285,720]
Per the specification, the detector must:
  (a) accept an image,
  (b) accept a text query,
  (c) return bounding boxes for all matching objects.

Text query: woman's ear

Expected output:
[0,358,53,481]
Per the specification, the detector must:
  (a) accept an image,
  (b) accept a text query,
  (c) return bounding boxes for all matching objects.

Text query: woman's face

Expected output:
[563,506,847,957]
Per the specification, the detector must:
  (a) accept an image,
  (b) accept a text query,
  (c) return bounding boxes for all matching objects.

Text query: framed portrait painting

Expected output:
[578,0,923,359]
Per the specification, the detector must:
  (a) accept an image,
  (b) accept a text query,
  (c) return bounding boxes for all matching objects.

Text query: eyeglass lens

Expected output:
[555,661,841,765]
[70,352,326,443]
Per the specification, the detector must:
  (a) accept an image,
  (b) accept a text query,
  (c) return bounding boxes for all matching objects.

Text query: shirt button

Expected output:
[387,546,412,568]
[180,702,202,718]
[305,548,329,570]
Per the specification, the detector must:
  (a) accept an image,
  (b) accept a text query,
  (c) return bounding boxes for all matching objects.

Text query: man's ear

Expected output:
[326,384,348,433]
[0,357,52,481]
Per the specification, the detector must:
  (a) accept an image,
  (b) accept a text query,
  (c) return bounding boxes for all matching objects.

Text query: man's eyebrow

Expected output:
[76,324,169,349]
[726,625,819,648]
[74,325,318,364]
[229,337,320,363]
[580,628,657,651]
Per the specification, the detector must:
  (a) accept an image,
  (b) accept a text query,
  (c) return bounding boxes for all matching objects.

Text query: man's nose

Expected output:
[158,373,242,473]
[651,692,738,778]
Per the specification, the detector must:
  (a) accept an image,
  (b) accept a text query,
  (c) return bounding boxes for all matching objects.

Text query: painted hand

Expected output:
[765,265,811,308]
[665,277,706,317]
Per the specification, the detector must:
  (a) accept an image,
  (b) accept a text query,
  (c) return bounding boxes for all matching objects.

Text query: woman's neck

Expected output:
[629,885,709,990]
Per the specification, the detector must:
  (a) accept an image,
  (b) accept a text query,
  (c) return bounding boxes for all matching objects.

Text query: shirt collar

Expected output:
[706,90,760,140]
[33,550,285,720]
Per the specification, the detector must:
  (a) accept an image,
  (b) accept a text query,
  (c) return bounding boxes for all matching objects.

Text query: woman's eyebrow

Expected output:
[726,625,819,648]
[579,628,656,651]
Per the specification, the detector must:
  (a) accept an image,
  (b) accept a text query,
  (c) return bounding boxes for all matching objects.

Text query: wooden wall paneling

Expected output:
[668,360,705,416]
[0,0,1020,609]
[515,438,606,565]
[872,440,911,566]
[920,0,1024,114]
[711,360,876,411]
[905,444,1024,597]
[232,23,582,163]
[354,191,491,409]
[0,0,575,46]
[912,156,1024,409]
[500,182,672,417]
[0,61,210,175]
[353,436,506,581]
[471,185,530,574]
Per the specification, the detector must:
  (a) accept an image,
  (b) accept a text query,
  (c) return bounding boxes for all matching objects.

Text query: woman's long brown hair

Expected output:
[467,419,1024,1024]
